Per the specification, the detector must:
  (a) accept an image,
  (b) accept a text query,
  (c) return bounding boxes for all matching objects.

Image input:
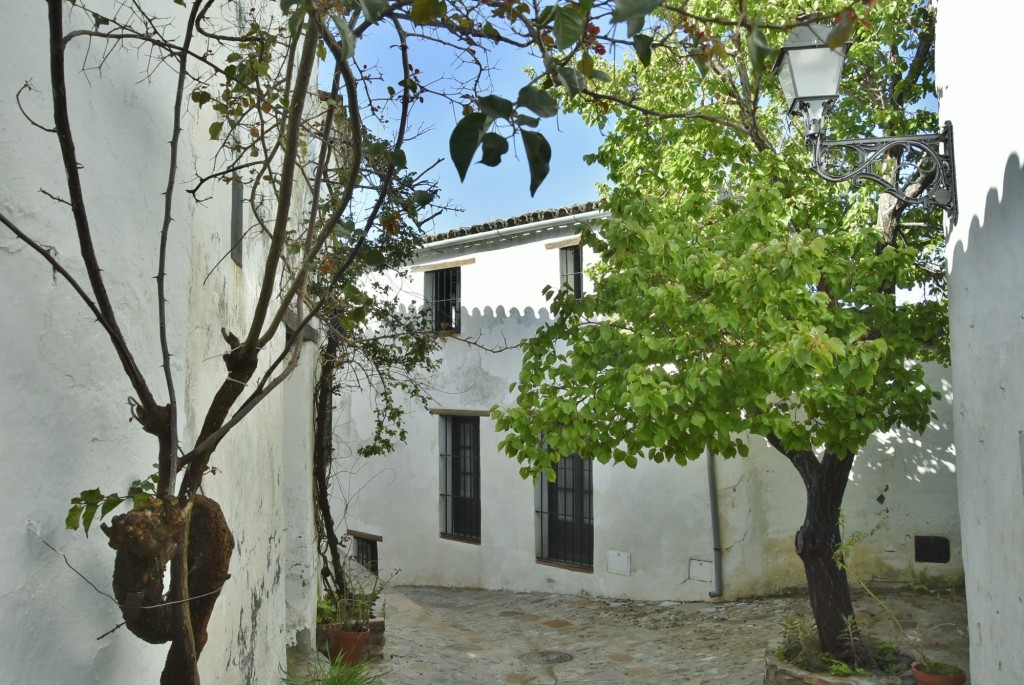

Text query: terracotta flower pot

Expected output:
[911,662,966,685]
[327,625,370,665]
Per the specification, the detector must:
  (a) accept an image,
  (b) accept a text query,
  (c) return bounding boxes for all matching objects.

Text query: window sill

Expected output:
[535,558,593,574]
[440,533,481,545]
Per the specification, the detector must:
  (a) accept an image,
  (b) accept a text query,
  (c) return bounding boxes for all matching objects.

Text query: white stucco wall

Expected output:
[336,229,961,602]
[938,2,1024,682]
[0,2,317,683]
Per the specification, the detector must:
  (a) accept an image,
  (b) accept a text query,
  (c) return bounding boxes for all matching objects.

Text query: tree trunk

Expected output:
[768,435,858,660]
[313,334,347,595]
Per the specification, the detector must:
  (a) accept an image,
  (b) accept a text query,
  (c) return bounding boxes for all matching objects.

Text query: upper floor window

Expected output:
[440,415,480,542]
[559,245,582,299]
[426,267,461,333]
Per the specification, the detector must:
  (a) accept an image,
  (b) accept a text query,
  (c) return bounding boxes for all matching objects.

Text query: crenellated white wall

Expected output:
[937,2,1024,683]
[0,2,318,683]
[336,294,960,603]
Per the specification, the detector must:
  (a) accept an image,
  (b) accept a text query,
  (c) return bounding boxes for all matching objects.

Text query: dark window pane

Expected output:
[537,453,592,568]
[428,267,461,332]
[441,415,480,541]
[559,246,582,299]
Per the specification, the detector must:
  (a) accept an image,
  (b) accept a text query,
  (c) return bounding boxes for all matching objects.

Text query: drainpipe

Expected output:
[706,447,724,598]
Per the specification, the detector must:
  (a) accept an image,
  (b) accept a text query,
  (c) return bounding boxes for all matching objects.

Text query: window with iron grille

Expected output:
[559,245,583,299]
[440,415,480,541]
[536,453,593,569]
[352,535,379,575]
[426,267,461,332]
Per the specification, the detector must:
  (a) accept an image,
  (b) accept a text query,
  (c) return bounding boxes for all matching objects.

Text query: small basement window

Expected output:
[348,530,381,575]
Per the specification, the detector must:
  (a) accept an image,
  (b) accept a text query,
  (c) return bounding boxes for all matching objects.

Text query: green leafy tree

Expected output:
[495,0,947,662]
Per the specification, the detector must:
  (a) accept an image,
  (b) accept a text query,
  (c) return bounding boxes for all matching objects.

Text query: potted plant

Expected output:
[325,592,375,665]
[910,659,967,685]
[322,567,390,665]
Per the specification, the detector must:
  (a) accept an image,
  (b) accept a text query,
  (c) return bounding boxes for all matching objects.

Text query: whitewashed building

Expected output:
[335,204,963,603]
[938,1,1024,682]
[0,3,319,683]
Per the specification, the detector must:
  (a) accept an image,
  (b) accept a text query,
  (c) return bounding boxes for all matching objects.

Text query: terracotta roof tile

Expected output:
[424,201,602,244]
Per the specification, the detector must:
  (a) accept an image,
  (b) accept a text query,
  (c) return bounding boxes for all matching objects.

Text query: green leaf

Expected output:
[611,0,660,25]
[553,6,585,49]
[747,25,773,78]
[209,121,224,140]
[358,0,388,23]
[478,94,514,120]
[412,190,436,208]
[100,496,122,518]
[589,69,612,83]
[331,14,356,61]
[521,130,551,196]
[516,113,541,128]
[80,488,104,504]
[65,504,83,531]
[479,132,509,167]
[334,219,355,237]
[633,34,653,67]
[556,66,587,96]
[287,8,305,36]
[516,85,559,118]
[536,5,555,26]
[390,148,407,169]
[411,0,446,25]
[827,9,855,50]
[361,248,387,267]
[626,14,645,38]
[82,502,99,536]
[449,112,491,181]
[578,53,595,77]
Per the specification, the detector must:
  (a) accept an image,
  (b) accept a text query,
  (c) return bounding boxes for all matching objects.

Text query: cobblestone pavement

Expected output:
[369,585,969,685]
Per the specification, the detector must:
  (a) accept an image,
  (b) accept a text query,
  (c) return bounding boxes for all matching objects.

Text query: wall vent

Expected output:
[914,535,951,564]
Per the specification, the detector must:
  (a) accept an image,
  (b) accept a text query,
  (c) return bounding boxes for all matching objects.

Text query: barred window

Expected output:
[426,267,461,332]
[440,415,480,541]
[536,454,593,569]
[559,245,583,299]
[352,535,379,575]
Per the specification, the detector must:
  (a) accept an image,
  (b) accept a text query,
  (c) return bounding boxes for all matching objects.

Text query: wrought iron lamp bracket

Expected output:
[801,106,958,224]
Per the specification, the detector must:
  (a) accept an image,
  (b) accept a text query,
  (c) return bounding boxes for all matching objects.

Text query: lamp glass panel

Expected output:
[789,46,844,102]
[778,57,798,112]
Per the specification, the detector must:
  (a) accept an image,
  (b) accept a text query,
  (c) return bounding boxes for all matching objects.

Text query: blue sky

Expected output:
[322,30,608,234]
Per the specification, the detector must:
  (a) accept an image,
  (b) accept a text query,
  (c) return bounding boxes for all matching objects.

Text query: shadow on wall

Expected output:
[948,152,1024,338]
[851,370,955,487]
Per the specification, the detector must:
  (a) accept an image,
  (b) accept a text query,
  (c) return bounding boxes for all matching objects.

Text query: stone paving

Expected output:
[368,585,969,685]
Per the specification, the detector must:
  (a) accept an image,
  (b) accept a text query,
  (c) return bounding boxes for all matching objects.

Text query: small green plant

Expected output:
[776,615,827,672]
[775,614,909,676]
[916,659,965,677]
[282,658,382,685]
[825,658,870,677]
[65,471,159,535]
[320,566,397,632]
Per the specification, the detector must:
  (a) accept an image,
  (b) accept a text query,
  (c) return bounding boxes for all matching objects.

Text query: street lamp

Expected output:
[773,24,958,223]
